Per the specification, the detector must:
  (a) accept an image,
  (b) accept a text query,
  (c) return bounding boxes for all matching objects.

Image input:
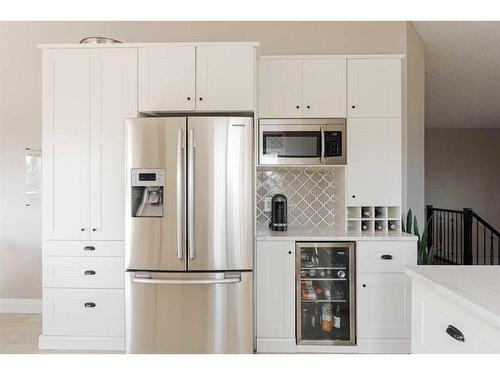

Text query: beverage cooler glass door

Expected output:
[296,242,355,345]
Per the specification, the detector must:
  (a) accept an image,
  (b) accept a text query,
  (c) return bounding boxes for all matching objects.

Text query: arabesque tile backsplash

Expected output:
[256,167,345,230]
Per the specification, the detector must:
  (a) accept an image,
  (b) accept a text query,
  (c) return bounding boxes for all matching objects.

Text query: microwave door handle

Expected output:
[320,126,325,163]
[176,129,184,260]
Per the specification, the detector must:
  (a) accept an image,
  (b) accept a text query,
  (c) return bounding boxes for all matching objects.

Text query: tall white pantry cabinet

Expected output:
[40,47,137,350]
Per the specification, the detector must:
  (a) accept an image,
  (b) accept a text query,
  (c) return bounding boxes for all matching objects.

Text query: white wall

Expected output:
[426,128,500,230]
[0,21,420,299]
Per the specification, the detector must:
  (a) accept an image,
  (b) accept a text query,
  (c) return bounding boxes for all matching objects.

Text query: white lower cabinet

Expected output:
[256,240,296,353]
[42,288,124,337]
[357,274,411,339]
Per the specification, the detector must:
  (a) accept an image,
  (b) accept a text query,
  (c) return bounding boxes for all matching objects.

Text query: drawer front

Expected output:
[43,288,124,337]
[414,282,500,354]
[357,241,416,274]
[43,241,124,257]
[44,257,124,288]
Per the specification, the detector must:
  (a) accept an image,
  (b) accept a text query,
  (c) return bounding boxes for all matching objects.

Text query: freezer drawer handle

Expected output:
[132,277,241,285]
[446,325,465,342]
[381,254,393,260]
[84,302,96,308]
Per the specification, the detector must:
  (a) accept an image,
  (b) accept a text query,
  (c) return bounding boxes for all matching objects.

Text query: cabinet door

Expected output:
[302,59,346,118]
[357,274,411,339]
[138,46,195,111]
[259,59,302,118]
[347,118,401,206]
[196,45,255,111]
[256,241,295,339]
[90,49,137,240]
[42,49,90,240]
[348,59,401,118]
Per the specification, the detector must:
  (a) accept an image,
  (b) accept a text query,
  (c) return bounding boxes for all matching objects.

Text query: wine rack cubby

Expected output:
[346,206,401,233]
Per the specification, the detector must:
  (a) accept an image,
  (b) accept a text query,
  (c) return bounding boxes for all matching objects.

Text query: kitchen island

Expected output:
[406,265,500,353]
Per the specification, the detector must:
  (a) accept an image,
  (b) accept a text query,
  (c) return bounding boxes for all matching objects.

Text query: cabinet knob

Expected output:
[80,227,86,232]
[288,251,292,255]
[306,105,310,109]
[199,97,203,101]
[187,97,191,101]
[296,105,300,109]
[362,284,366,288]
[92,228,97,232]
[352,105,356,109]
[352,195,356,199]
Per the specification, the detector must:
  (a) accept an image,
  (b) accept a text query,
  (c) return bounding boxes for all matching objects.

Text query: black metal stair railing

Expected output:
[426,205,500,265]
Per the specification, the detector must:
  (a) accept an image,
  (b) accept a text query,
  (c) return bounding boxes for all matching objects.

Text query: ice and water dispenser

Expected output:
[131,169,165,217]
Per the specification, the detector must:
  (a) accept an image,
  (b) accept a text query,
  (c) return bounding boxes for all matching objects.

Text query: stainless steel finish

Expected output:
[187,117,253,271]
[176,129,184,260]
[125,271,253,353]
[295,242,356,346]
[79,36,122,44]
[320,125,325,164]
[259,118,346,166]
[188,127,195,260]
[125,117,186,271]
[133,275,241,285]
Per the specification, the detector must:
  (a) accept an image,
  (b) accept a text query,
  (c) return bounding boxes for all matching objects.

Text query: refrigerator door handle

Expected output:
[188,127,195,259]
[132,277,241,285]
[176,129,184,260]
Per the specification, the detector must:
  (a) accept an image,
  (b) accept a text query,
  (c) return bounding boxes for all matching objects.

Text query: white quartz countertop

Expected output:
[406,266,500,327]
[256,227,417,241]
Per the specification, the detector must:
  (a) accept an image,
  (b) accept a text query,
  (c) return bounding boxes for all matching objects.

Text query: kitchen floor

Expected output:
[0,313,122,354]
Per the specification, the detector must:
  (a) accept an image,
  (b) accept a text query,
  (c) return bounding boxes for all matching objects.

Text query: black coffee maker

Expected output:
[270,194,288,231]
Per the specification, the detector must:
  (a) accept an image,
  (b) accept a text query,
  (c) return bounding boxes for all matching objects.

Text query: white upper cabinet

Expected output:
[90,48,137,240]
[259,58,347,118]
[195,45,255,111]
[259,59,302,118]
[42,49,91,240]
[348,59,401,118]
[347,118,402,206]
[138,46,195,112]
[302,59,347,117]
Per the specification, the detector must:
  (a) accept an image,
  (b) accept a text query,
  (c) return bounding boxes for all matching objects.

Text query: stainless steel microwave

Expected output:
[259,118,346,165]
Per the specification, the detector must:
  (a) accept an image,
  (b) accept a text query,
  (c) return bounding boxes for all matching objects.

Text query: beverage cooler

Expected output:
[296,242,355,346]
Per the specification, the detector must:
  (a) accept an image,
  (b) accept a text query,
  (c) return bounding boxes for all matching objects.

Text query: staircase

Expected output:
[426,205,500,265]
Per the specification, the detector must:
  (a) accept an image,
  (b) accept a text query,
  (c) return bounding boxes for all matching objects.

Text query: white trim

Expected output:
[38,335,125,351]
[0,298,42,313]
[260,54,405,60]
[37,42,260,49]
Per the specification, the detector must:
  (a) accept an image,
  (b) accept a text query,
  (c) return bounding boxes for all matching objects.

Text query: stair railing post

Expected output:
[463,208,473,265]
[426,205,434,250]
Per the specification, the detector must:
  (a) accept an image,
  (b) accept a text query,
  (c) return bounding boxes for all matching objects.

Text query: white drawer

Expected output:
[414,283,500,353]
[44,257,124,288]
[357,241,416,274]
[43,288,124,337]
[43,241,124,257]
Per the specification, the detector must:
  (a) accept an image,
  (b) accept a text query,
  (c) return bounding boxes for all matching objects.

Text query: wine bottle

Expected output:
[321,304,333,333]
[333,305,341,329]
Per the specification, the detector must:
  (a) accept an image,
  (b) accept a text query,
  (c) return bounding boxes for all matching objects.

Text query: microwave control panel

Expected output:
[325,131,343,157]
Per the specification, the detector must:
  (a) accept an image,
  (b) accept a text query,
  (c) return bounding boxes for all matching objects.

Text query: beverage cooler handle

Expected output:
[188,128,195,259]
[320,126,325,163]
[132,277,241,285]
[176,129,184,260]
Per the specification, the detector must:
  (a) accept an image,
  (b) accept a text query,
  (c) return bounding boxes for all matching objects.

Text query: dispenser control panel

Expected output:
[131,169,165,187]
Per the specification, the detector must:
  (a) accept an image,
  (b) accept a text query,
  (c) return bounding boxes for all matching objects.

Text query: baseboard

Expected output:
[256,338,296,353]
[0,298,42,313]
[38,335,125,351]
[357,338,411,354]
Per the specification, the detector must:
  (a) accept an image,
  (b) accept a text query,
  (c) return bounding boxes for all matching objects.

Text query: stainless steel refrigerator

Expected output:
[124,116,254,354]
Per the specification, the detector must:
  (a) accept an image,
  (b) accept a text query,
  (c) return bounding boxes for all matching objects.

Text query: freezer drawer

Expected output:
[125,271,253,353]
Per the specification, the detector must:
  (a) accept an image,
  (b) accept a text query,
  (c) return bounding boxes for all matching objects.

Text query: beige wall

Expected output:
[405,22,426,226]
[426,128,500,230]
[0,21,419,299]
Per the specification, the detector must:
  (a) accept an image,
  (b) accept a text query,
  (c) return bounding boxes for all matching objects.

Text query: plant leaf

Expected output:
[406,209,413,235]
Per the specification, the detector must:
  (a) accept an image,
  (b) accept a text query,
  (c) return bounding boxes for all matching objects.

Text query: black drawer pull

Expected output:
[381,254,393,260]
[84,270,96,275]
[83,246,95,251]
[446,325,465,342]
[84,302,96,308]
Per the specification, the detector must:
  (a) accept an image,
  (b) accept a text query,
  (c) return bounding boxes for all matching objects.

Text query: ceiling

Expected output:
[414,21,500,128]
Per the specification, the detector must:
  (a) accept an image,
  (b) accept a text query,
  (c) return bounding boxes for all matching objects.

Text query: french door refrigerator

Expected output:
[124,116,254,353]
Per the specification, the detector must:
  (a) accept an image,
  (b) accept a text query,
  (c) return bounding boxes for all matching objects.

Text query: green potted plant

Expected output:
[402,209,434,265]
